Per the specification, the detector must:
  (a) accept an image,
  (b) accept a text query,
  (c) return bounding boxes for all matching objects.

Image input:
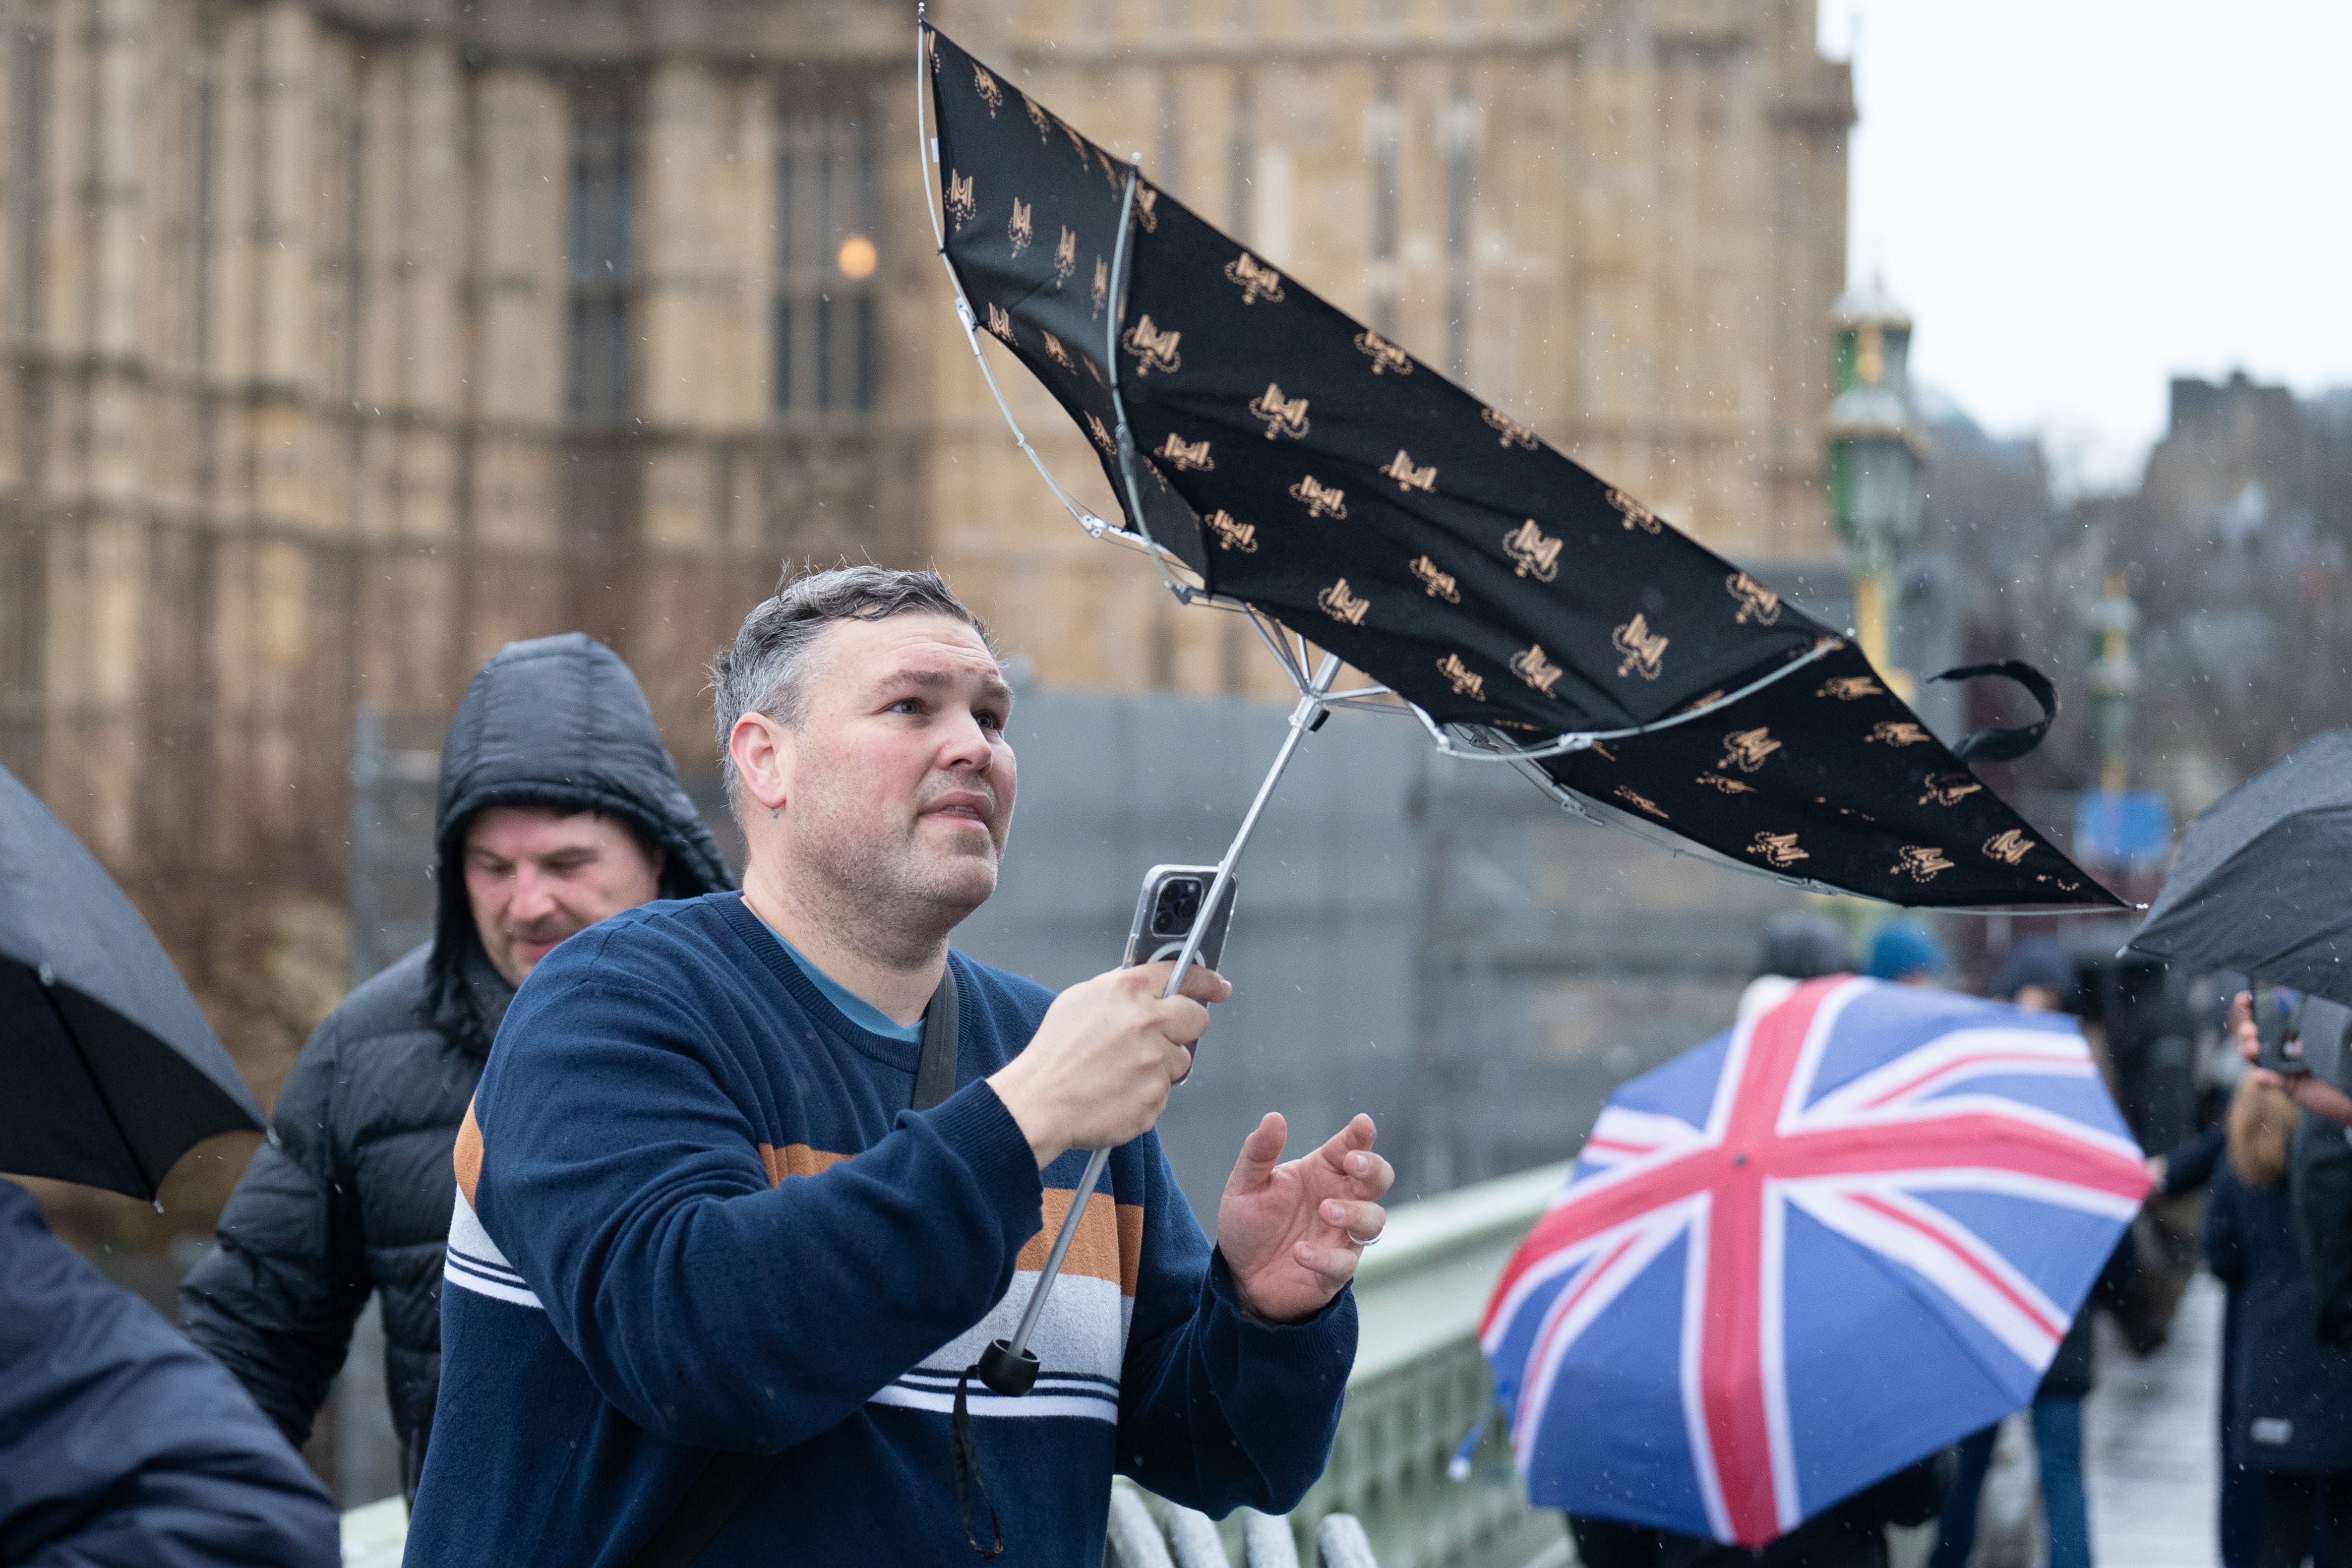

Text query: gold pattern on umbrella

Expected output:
[1090,257,1108,318]
[1819,675,1884,700]
[1247,383,1311,440]
[1203,510,1257,552]
[1042,332,1075,370]
[1410,555,1462,602]
[1894,846,1957,882]
[1121,315,1181,375]
[1719,727,1781,772]
[1502,521,1563,582]
[973,64,1003,114]
[1052,226,1076,284]
[1483,408,1540,450]
[1291,475,1349,519]
[1866,720,1933,747]
[1919,773,1982,807]
[1437,653,1486,700]
[944,170,976,227]
[1726,573,1781,626]
[1612,614,1668,680]
[1317,578,1371,626]
[1354,330,1412,375]
[1511,643,1566,697]
[1085,412,1114,453]
[1752,832,1810,868]
[1982,830,2035,865]
[1698,772,1758,796]
[1225,253,1286,304]
[1381,450,1438,493]
[1609,487,1663,534]
[1022,92,1052,141]
[985,302,1014,342]
[1615,785,1669,820]
[1155,434,1214,471]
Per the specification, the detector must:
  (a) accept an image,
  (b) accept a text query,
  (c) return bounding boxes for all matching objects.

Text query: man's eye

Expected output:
[977,710,1004,732]
[890,698,924,715]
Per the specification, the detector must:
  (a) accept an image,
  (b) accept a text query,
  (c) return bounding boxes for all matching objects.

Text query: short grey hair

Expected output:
[711,563,993,808]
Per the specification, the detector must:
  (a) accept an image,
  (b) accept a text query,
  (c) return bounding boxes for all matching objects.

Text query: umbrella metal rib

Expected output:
[981,650,1346,1391]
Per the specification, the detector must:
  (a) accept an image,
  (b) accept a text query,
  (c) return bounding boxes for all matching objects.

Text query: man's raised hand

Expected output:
[989,961,1231,1168]
[1216,1113,1394,1324]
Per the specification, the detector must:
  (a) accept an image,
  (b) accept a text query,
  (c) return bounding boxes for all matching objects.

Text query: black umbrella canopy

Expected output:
[0,765,265,1199]
[925,28,2116,911]
[2127,730,2352,1005]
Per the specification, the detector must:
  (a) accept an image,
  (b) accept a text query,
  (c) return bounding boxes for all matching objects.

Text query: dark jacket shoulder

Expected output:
[6,1182,340,1567]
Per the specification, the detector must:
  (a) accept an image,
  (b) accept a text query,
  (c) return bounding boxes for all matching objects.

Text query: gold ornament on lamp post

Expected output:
[1825,279,1928,696]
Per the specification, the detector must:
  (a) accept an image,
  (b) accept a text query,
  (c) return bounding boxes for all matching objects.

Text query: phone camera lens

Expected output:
[1154,878,1203,937]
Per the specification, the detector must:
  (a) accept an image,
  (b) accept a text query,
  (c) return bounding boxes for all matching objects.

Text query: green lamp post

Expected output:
[2086,572,2139,795]
[1826,280,1927,690]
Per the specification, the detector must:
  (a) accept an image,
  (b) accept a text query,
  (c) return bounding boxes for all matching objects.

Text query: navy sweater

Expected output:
[402,893,1354,1566]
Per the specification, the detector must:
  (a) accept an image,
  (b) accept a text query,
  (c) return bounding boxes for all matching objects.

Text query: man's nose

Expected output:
[509,867,561,924]
[935,710,999,774]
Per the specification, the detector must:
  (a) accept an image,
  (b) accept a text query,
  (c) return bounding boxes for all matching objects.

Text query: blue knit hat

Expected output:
[1866,921,1948,982]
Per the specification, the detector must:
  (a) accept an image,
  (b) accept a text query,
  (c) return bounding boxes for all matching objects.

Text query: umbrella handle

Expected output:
[979,652,1346,1394]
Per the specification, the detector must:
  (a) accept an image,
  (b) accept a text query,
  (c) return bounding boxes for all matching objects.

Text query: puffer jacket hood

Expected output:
[427,633,733,1051]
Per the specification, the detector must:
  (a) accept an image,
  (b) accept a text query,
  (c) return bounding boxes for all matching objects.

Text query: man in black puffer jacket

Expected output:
[179,634,732,1499]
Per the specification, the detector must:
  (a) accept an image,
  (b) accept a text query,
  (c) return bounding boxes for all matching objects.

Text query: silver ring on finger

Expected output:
[1346,1229,1383,1248]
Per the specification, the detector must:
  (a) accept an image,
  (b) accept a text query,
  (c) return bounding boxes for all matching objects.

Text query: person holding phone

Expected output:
[2236,987,2352,1361]
[404,565,1390,1567]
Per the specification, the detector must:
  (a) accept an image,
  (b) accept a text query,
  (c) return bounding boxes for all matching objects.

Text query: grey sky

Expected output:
[1820,2,2352,493]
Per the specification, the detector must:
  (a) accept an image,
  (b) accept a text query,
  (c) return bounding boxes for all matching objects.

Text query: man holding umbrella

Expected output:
[405,566,1392,1565]
[179,633,733,1499]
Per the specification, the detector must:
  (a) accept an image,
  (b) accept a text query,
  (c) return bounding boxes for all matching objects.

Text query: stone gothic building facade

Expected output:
[0,0,1849,1102]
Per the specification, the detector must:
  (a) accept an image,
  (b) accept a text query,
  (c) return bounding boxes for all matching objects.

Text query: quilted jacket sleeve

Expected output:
[177,1008,373,1447]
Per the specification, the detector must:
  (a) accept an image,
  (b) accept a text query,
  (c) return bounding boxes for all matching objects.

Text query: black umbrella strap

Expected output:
[951,1365,1006,1559]
[1929,660,2058,764]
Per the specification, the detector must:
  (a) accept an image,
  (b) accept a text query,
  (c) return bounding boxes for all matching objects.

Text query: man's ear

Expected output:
[730,711,794,816]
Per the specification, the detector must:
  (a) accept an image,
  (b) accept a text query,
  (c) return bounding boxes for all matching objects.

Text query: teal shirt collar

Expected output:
[767,928,924,1044]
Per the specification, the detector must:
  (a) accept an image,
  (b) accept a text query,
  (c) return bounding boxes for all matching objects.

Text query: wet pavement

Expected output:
[2084,1271,2222,1567]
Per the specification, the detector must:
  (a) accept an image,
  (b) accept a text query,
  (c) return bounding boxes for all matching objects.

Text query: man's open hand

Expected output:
[1215,1113,1394,1324]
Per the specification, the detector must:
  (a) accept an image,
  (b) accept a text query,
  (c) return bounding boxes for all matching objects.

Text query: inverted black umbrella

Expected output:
[918,22,2117,1391]
[2126,730,2352,1006]
[921,25,2110,915]
[0,764,265,1201]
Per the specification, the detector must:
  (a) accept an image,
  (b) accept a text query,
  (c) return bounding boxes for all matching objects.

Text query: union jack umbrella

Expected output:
[1479,976,2151,1547]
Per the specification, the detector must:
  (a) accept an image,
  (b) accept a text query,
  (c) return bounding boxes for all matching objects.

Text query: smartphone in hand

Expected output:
[2255,981,2311,1076]
[1122,865,1238,972]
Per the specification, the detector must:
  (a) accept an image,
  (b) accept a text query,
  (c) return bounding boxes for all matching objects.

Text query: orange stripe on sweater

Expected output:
[454,1102,483,1205]
[760,1143,853,1183]
[1016,1190,1146,1297]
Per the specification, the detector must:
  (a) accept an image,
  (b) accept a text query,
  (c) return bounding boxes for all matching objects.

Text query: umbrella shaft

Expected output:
[999,651,1345,1369]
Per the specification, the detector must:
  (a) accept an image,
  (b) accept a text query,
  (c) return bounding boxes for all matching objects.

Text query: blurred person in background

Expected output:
[2205,1074,2352,1568]
[1929,943,2131,1568]
[1568,1453,1953,1568]
[1737,910,1854,1022]
[1865,922,1946,988]
[3,1181,338,1566]
[178,634,732,1500]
